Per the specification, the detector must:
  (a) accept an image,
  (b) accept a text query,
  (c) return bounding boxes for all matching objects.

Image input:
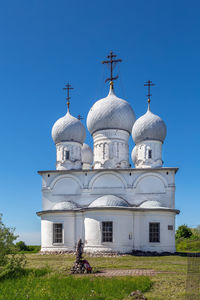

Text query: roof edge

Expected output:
[37,207,180,216]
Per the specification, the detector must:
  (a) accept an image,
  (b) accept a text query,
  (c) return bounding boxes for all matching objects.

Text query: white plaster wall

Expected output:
[134,211,176,252]
[84,210,134,253]
[93,129,130,169]
[38,168,178,253]
[40,169,176,210]
[132,140,163,168]
[56,141,82,170]
[41,213,76,252]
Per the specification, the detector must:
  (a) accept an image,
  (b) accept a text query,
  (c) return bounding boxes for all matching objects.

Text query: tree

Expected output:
[16,241,29,251]
[175,224,193,239]
[0,214,26,278]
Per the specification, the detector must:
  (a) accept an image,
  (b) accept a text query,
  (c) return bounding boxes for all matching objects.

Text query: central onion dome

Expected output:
[52,111,86,144]
[132,104,167,144]
[87,87,136,135]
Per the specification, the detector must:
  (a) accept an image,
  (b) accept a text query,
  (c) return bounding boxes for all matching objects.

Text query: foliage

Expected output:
[16,242,40,253]
[191,225,200,239]
[176,237,200,252]
[16,241,29,251]
[0,273,152,300]
[175,224,193,239]
[0,214,26,278]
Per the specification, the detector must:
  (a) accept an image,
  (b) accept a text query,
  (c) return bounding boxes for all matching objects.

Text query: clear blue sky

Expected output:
[0,0,199,244]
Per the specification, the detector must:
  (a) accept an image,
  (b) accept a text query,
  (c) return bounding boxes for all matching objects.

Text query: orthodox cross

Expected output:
[63,83,74,111]
[144,80,155,104]
[102,51,122,88]
[77,114,84,121]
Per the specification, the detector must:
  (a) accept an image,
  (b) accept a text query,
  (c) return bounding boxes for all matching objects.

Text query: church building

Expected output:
[37,52,179,253]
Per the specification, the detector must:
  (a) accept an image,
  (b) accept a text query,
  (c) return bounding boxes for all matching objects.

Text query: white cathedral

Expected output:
[37,52,179,254]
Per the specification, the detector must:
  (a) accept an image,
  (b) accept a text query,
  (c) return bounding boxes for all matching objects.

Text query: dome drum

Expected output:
[93,129,130,169]
[56,141,82,170]
[82,143,93,169]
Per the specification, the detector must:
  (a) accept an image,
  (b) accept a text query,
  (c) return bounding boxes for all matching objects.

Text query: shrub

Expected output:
[175,225,192,239]
[0,214,26,278]
[16,241,29,251]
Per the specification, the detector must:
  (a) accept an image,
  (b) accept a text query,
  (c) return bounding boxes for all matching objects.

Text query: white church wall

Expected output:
[84,210,133,253]
[39,169,177,215]
[132,140,163,168]
[41,213,75,252]
[136,211,176,252]
[56,141,82,170]
[93,129,130,169]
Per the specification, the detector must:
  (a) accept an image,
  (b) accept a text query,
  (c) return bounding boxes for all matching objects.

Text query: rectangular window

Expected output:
[102,222,113,242]
[65,151,70,160]
[149,223,160,243]
[53,223,63,244]
[148,149,152,159]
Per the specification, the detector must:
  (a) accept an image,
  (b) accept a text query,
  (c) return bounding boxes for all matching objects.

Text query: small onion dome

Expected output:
[52,111,86,144]
[52,201,79,210]
[82,143,93,165]
[139,200,163,208]
[89,195,129,208]
[87,87,136,135]
[132,105,167,144]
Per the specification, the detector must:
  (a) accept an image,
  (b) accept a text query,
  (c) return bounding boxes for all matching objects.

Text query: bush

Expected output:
[176,238,200,252]
[16,241,29,251]
[175,225,192,239]
[0,214,26,278]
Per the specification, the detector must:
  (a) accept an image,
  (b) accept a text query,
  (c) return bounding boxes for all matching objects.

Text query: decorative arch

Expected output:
[89,172,127,189]
[133,173,167,194]
[50,174,82,195]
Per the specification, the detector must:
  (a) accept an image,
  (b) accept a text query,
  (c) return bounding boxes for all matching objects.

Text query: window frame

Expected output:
[148,149,152,159]
[102,221,113,243]
[65,150,70,160]
[53,223,64,245]
[149,222,160,243]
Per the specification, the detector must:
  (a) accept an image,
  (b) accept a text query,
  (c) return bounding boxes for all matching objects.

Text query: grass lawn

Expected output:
[0,253,198,299]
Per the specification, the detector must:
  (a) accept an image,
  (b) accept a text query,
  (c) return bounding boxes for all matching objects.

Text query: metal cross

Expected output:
[63,83,74,111]
[77,114,84,121]
[102,51,122,87]
[144,80,155,103]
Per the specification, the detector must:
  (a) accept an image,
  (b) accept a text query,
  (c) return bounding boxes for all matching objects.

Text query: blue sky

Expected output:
[0,0,199,244]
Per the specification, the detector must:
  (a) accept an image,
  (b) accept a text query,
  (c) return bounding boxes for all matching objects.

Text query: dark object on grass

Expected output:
[71,239,92,274]
[129,290,147,299]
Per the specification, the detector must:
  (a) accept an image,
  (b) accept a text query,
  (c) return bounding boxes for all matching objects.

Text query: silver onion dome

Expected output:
[87,87,136,135]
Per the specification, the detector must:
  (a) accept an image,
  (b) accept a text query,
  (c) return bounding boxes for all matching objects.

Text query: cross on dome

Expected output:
[77,114,84,121]
[63,83,74,111]
[144,80,155,108]
[102,51,122,89]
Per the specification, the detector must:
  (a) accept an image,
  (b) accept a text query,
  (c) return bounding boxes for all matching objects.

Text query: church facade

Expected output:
[37,53,179,253]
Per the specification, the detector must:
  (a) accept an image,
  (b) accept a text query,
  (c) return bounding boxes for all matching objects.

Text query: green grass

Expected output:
[0,271,151,300]
[25,253,188,273]
[0,253,199,299]
[16,245,41,254]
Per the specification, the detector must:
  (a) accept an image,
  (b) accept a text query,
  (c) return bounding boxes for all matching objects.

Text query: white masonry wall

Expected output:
[132,140,163,168]
[38,168,178,253]
[93,129,130,169]
[56,141,82,170]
